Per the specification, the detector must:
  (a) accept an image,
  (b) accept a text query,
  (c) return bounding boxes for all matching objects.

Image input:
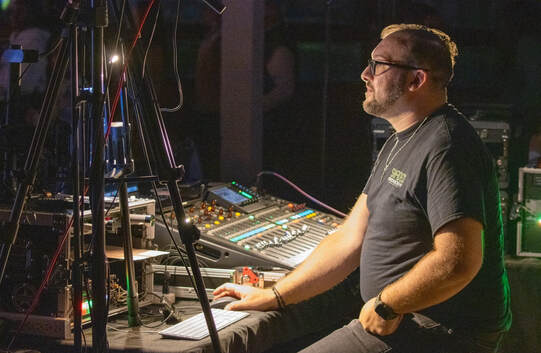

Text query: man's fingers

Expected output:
[213,283,242,297]
[212,283,230,295]
[225,299,261,311]
[212,292,234,300]
[224,301,243,311]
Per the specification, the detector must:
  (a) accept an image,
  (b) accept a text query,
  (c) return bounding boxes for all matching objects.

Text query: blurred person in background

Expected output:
[193,0,295,180]
[0,0,51,126]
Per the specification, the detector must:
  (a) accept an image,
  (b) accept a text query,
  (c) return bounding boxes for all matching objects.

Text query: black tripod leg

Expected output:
[3,46,22,196]
[0,32,71,285]
[168,181,222,353]
[119,180,141,327]
[70,23,85,353]
[89,2,108,349]
[107,1,222,350]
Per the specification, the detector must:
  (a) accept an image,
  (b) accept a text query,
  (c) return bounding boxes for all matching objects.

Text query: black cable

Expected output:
[6,216,76,350]
[140,301,175,328]
[103,43,113,132]
[2,33,66,110]
[83,274,93,329]
[151,180,198,290]
[40,35,64,59]
[111,0,127,56]
[2,58,34,113]
[107,294,177,331]
[256,170,347,217]
[126,74,198,294]
[15,61,32,86]
[104,182,120,217]
[141,2,161,79]
[104,0,127,105]
[160,0,184,113]
[82,329,88,353]
[86,181,119,255]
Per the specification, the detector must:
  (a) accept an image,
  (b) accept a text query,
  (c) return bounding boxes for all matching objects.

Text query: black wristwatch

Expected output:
[374,291,399,320]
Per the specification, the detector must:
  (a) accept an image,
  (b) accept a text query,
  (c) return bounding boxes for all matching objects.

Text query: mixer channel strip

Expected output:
[206,208,338,262]
[255,220,334,264]
[206,206,284,239]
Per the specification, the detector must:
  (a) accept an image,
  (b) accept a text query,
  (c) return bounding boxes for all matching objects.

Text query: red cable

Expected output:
[8,1,157,347]
[8,186,89,350]
[106,0,157,140]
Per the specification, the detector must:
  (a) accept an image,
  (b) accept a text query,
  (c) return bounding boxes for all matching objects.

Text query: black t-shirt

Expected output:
[361,104,511,332]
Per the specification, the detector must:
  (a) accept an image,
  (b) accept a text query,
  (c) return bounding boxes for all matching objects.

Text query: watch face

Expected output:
[375,302,388,319]
[375,301,397,320]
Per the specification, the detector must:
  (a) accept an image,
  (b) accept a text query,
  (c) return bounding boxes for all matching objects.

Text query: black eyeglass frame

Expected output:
[367,59,429,76]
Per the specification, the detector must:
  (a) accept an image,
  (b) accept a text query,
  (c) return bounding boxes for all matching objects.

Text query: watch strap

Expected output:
[374,290,399,320]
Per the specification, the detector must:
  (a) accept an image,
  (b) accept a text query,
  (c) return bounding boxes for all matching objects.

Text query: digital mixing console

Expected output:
[155,182,343,269]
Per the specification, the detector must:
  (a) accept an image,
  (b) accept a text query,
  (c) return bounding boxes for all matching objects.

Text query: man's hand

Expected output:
[212,283,278,311]
[359,297,403,336]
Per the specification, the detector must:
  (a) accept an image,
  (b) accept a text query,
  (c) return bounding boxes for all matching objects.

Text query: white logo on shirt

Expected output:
[388,168,406,188]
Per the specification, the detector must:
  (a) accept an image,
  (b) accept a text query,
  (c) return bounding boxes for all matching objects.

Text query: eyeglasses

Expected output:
[367,59,428,76]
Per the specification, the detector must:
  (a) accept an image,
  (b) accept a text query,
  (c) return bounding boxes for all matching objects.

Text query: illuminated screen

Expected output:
[1,0,10,11]
[213,187,247,205]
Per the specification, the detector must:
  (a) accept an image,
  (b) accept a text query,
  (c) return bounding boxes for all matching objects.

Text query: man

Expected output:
[213,24,511,352]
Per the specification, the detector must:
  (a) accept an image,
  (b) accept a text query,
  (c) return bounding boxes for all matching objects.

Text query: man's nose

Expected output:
[361,65,371,83]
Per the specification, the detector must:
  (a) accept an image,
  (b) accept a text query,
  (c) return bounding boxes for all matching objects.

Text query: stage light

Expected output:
[1,0,10,11]
[110,55,119,64]
[81,300,92,316]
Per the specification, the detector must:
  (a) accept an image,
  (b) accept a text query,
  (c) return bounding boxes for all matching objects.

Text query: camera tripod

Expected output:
[0,1,226,352]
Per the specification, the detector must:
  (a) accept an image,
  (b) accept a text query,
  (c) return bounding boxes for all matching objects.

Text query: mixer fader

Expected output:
[155,182,343,269]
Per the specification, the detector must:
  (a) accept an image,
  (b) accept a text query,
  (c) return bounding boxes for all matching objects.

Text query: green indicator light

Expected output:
[244,245,251,250]
[232,181,236,185]
[239,191,253,199]
[249,215,255,220]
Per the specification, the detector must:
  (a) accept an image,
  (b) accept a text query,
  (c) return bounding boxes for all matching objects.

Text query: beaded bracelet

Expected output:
[272,286,286,310]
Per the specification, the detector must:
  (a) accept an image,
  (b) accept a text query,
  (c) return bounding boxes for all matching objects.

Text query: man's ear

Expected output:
[408,70,428,91]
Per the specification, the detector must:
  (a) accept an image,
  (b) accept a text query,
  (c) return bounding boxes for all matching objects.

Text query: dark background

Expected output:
[1,0,540,213]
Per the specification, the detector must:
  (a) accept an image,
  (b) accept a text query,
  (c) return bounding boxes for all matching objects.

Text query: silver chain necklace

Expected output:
[378,115,430,182]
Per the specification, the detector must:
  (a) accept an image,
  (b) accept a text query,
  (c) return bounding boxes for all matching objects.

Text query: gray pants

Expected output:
[298,314,505,353]
[265,270,504,353]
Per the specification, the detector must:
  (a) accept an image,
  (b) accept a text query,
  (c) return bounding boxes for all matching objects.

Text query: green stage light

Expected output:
[1,0,10,11]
